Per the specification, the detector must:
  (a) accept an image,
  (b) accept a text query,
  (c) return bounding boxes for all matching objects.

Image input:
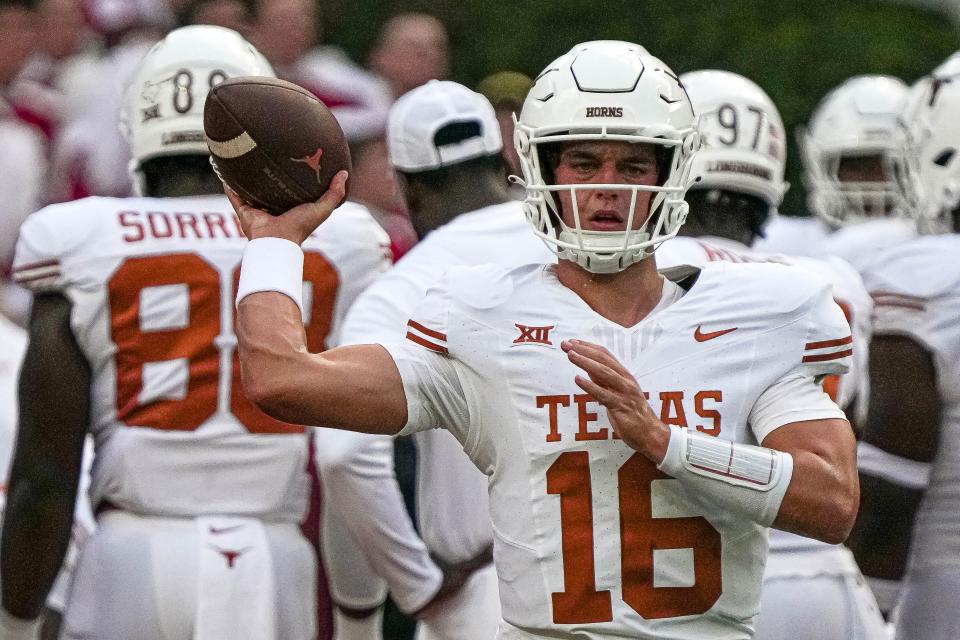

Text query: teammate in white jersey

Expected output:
[0,26,389,640]
[846,53,960,639]
[322,80,555,640]
[231,41,859,639]
[657,69,884,640]
[755,75,916,268]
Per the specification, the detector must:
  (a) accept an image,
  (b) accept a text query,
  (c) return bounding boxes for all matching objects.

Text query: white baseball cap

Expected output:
[388,80,502,172]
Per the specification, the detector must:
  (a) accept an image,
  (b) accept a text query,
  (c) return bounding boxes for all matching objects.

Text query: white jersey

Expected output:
[657,237,869,556]
[751,215,832,257]
[386,261,850,638]
[658,236,870,413]
[862,233,960,573]
[322,201,552,613]
[819,218,917,273]
[12,195,389,522]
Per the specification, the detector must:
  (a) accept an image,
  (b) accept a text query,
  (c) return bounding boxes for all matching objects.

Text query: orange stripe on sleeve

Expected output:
[12,270,61,284]
[805,335,853,350]
[407,319,447,342]
[405,332,448,354]
[11,258,60,273]
[873,299,925,311]
[870,290,925,303]
[802,349,853,363]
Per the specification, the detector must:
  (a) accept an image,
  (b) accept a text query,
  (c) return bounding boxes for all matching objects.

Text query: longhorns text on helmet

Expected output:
[513,41,701,274]
[120,25,275,195]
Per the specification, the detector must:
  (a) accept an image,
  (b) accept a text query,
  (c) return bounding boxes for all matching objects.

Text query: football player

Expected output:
[755,75,916,269]
[231,41,859,639]
[0,26,390,640]
[320,79,555,640]
[846,52,960,639]
[655,69,885,639]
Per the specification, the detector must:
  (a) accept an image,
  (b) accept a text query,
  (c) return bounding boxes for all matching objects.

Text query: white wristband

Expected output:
[658,426,793,527]
[236,238,305,314]
[0,609,40,640]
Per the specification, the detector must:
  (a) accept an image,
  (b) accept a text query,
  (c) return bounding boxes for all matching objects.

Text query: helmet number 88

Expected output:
[172,68,229,114]
[715,103,767,151]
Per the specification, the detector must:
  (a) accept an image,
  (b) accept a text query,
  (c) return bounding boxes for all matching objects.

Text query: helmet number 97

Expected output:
[716,103,767,151]
[172,69,229,114]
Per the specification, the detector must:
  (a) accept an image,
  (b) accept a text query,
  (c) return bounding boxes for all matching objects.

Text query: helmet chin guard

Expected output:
[513,41,700,274]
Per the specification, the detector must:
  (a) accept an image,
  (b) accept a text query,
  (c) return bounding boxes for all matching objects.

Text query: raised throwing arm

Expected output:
[230,173,408,434]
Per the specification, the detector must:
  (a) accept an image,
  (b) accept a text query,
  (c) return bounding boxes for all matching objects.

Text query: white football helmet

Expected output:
[801,75,912,227]
[121,25,274,193]
[680,70,788,211]
[514,41,700,274]
[903,52,960,233]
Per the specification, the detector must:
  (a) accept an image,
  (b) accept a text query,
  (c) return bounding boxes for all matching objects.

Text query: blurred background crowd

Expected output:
[1,0,957,324]
[0,0,958,638]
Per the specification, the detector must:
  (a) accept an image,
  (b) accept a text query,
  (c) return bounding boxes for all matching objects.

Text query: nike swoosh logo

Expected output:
[694,325,738,342]
[209,525,245,535]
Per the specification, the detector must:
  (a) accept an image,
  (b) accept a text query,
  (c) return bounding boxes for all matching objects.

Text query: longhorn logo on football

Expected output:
[291,147,324,183]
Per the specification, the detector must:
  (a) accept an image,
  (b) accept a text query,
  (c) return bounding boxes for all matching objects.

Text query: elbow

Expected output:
[241,361,305,424]
[243,375,282,415]
[818,497,859,545]
[815,478,861,545]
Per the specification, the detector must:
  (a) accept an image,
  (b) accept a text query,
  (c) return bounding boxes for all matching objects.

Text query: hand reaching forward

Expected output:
[226,169,349,244]
[562,339,671,463]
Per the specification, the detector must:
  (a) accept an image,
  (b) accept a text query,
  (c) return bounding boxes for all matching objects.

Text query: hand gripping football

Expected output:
[204,76,351,215]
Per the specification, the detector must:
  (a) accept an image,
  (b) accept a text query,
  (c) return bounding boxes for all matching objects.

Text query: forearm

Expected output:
[236,291,313,420]
[3,293,90,622]
[772,445,859,543]
[236,240,408,433]
[1,479,78,618]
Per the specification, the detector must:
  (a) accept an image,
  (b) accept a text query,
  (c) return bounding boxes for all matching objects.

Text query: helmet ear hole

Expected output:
[654,144,672,187]
[536,142,562,186]
[933,148,956,167]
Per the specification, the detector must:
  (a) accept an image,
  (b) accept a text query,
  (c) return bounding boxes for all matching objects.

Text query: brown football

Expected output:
[204,76,351,216]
